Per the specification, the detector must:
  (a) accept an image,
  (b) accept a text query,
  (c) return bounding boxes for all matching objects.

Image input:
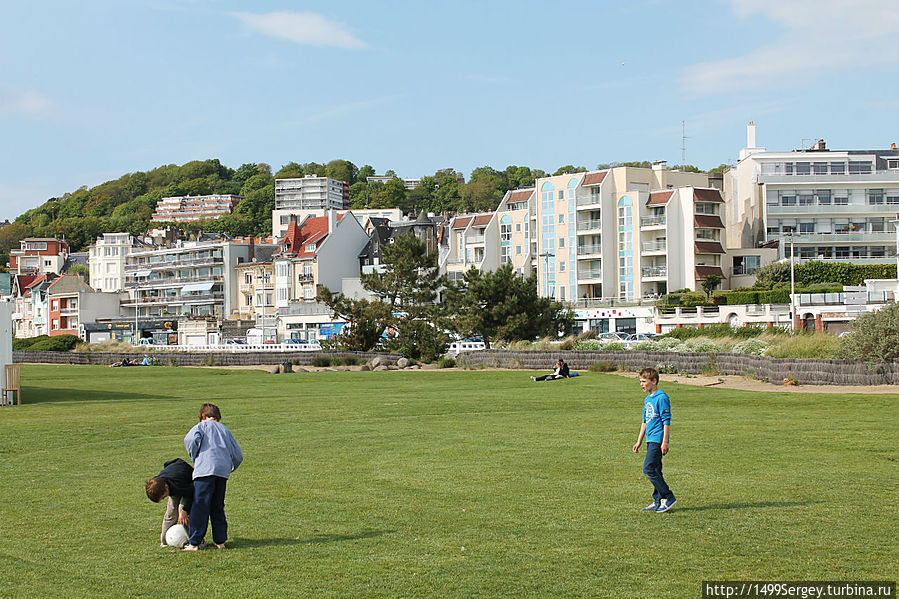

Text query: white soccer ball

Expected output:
[165,524,189,548]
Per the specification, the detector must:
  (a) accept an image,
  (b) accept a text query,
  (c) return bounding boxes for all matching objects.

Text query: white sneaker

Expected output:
[641,502,659,511]
[530,376,536,381]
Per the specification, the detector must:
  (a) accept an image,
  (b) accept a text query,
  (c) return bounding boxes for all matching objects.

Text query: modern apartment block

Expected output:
[151,194,243,222]
[274,175,349,212]
[122,237,263,322]
[533,165,711,303]
[88,232,151,292]
[442,213,498,282]
[726,122,899,264]
[495,188,535,277]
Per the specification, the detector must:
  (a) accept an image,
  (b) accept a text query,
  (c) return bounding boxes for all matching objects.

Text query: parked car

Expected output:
[133,338,155,346]
[224,338,247,345]
[625,333,659,343]
[597,332,631,343]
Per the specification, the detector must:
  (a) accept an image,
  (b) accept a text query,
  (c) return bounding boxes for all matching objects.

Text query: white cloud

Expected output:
[0,88,55,119]
[681,0,899,95]
[230,11,366,49]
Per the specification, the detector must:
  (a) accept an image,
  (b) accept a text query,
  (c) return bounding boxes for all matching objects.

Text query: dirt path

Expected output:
[608,370,899,394]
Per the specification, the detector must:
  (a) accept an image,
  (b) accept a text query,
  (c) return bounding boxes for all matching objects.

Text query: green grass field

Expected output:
[0,365,896,598]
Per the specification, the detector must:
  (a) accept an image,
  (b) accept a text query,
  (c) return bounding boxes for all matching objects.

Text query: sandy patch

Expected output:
[608,370,899,394]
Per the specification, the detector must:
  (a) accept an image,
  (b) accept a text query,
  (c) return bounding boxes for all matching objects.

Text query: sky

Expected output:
[2,0,898,221]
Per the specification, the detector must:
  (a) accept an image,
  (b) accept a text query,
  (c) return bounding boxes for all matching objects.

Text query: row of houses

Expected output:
[5,124,899,343]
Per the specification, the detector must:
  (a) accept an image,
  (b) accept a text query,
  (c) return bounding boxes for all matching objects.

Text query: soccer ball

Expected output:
[165,524,189,548]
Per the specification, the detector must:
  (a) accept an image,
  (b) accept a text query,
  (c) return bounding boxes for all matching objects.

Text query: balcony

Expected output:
[576,220,602,232]
[641,266,667,278]
[577,269,603,281]
[766,204,896,216]
[640,216,666,227]
[125,256,223,271]
[731,266,760,276]
[767,231,896,244]
[641,241,667,253]
[124,275,224,289]
[758,171,899,185]
[576,195,602,207]
[576,244,602,256]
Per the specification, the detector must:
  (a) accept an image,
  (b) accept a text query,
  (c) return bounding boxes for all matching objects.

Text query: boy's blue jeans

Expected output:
[188,475,228,546]
[643,442,675,504]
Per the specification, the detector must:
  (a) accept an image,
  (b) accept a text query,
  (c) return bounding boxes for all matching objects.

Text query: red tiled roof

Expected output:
[695,241,725,254]
[472,214,493,227]
[509,189,534,203]
[647,191,674,206]
[695,266,725,279]
[583,171,607,186]
[275,214,344,258]
[693,188,723,203]
[452,216,473,230]
[694,215,724,228]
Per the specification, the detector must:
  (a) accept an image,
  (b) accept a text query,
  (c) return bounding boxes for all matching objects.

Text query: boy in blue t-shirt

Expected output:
[632,367,676,512]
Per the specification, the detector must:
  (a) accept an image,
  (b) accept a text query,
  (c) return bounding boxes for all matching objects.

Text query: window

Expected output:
[834,195,849,205]
[887,195,899,205]
[849,161,872,174]
[799,222,815,234]
[795,162,811,175]
[44,259,52,267]
[798,193,814,206]
[558,190,564,200]
[244,273,253,284]
[52,319,59,330]
[781,194,796,206]
[516,245,521,255]
[888,159,899,170]
[245,295,253,306]
[265,293,273,306]
[830,162,845,174]
[51,299,59,311]
[868,189,884,205]
[558,214,564,224]
[559,237,565,248]
[256,292,263,305]
[515,223,521,232]
[816,190,832,205]
[813,162,828,175]
[559,261,565,272]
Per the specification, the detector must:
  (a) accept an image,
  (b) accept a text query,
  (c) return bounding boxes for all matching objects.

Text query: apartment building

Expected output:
[273,211,369,340]
[8,238,69,275]
[122,237,263,323]
[88,232,152,292]
[726,122,899,265]
[151,194,243,222]
[274,175,349,212]
[442,213,498,282]
[11,274,53,338]
[533,165,711,303]
[234,245,277,322]
[494,188,535,277]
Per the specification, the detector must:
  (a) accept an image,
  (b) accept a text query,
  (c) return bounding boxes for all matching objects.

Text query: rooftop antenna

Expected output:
[681,120,690,164]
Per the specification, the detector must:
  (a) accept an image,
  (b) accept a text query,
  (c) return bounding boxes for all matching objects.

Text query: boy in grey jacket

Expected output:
[183,403,243,550]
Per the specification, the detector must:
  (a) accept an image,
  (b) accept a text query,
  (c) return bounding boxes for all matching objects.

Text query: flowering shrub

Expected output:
[732,338,769,356]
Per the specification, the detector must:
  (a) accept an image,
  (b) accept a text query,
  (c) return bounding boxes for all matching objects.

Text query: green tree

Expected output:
[317,287,392,351]
[701,274,722,299]
[553,165,586,176]
[367,179,407,210]
[444,264,573,348]
[325,159,358,184]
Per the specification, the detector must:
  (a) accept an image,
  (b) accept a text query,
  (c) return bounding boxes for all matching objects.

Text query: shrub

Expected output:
[603,342,626,351]
[337,355,360,366]
[632,340,660,351]
[74,339,134,353]
[727,290,760,305]
[573,340,603,350]
[558,335,578,350]
[681,338,721,353]
[836,302,899,362]
[311,355,332,367]
[654,337,684,351]
[732,338,770,356]
[26,335,84,352]
[13,335,50,351]
[438,357,456,369]
[588,361,617,372]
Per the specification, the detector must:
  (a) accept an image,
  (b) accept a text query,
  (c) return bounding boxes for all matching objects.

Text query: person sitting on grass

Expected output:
[530,358,570,382]
[145,458,194,546]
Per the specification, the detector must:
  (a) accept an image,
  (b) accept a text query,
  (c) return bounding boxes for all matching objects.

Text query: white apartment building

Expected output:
[151,194,242,222]
[122,239,263,320]
[274,175,349,212]
[88,233,150,292]
[495,188,535,277]
[726,122,899,265]
[442,213,498,282]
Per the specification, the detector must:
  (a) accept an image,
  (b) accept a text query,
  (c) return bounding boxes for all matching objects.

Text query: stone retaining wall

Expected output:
[13,351,401,368]
[458,350,899,386]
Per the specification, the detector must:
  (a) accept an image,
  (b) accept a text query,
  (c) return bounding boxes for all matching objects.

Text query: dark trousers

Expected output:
[643,442,675,504]
[534,374,563,381]
[188,475,228,546]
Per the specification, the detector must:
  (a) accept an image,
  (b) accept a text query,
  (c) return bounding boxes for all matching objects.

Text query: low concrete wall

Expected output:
[13,351,401,367]
[458,350,899,386]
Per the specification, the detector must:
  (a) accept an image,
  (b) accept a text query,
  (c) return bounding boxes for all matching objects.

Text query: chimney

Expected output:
[814,139,826,151]
[328,209,336,234]
[747,121,757,148]
[891,143,897,150]
[249,236,255,262]
[652,161,667,171]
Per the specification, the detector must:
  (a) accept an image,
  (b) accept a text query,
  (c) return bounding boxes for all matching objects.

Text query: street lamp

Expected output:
[539,251,553,298]
[786,233,796,333]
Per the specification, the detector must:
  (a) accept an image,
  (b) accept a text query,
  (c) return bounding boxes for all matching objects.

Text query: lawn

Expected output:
[0,365,896,598]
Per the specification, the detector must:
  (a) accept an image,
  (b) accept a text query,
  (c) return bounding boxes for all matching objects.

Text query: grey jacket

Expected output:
[184,420,243,479]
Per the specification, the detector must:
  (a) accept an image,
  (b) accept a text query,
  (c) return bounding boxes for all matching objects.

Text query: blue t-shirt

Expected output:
[642,389,671,444]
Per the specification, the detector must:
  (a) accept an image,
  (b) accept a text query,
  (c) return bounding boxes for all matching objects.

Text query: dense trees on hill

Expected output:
[2,157,719,266]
